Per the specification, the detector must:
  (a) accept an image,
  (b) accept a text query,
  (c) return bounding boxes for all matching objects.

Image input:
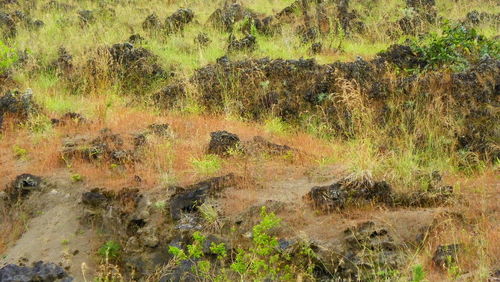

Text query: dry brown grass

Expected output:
[1,102,334,191]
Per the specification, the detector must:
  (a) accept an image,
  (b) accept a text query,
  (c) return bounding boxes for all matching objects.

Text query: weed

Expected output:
[71,173,83,182]
[264,117,290,135]
[198,201,222,231]
[199,202,218,224]
[412,264,426,282]
[226,143,245,157]
[446,256,462,279]
[0,40,18,75]
[154,200,166,210]
[12,145,28,160]
[181,98,205,115]
[281,150,295,163]
[191,154,223,176]
[98,241,121,261]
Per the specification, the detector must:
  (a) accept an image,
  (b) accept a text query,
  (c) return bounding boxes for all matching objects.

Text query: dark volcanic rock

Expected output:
[128,33,144,44]
[62,128,135,163]
[159,259,196,282]
[0,261,73,282]
[105,42,164,85]
[77,9,95,25]
[152,83,186,108]
[406,0,435,9]
[207,130,241,156]
[52,47,73,74]
[0,89,38,128]
[432,244,461,269]
[194,32,211,47]
[164,8,194,34]
[0,11,16,38]
[7,174,42,201]
[147,123,171,137]
[464,10,500,26]
[228,34,256,52]
[208,3,256,32]
[246,136,293,156]
[336,221,404,280]
[44,1,75,11]
[143,13,162,30]
[398,0,436,35]
[170,174,237,220]
[311,42,322,54]
[397,185,453,207]
[159,50,499,160]
[377,44,427,69]
[82,188,110,208]
[304,174,392,211]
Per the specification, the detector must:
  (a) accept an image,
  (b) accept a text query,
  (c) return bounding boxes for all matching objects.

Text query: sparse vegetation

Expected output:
[0,0,498,281]
[191,154,223,176]
[168,207,316,280]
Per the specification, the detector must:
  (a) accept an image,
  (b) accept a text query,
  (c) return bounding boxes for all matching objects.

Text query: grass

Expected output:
[263,117,290,136]
[191,154,223,176]
[12,144,28,160]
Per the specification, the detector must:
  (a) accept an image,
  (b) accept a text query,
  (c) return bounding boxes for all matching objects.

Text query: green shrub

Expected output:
[411,23,499,71]
[98,241,121,261]
[0,40,18,75]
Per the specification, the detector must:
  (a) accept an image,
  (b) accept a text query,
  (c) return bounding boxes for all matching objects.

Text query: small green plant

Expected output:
[227,143,245,157]
[154,200,166,210]
[264,117,290,135]
[198,202,222,231]
[71,173,83,182]
[190,154,222,175]
[446,256,461,279]
[12,145,28,160]
[199,202,218,224]
[181,98,204,115]
[61,239,70,246]
[98,241,121,261]
[0,40,18,75]
[281,150,295,163]
[411,264,426,282]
